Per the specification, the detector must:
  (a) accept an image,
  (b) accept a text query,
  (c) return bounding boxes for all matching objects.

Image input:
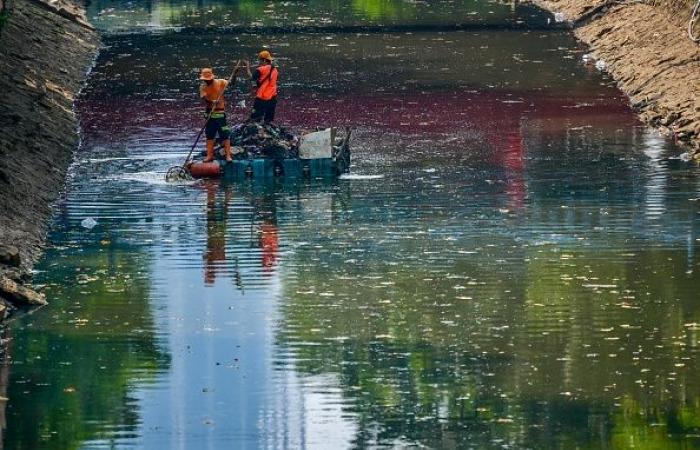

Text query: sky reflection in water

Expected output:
[3,1,700,449]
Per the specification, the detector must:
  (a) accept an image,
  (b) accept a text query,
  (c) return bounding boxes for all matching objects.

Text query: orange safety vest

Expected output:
[201,78,228,111]
[256,65,278,101]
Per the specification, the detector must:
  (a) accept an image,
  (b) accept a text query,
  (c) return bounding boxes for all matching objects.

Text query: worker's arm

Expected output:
[243,60,258,94]
[226,61,242,99]
[200,83,212,108]
[220,79,230,106]
[243,59,253,79]
[251,68,261,84]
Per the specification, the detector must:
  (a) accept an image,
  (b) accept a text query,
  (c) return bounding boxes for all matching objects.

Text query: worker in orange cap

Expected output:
[199,66,236,162]
[244,50,279,123]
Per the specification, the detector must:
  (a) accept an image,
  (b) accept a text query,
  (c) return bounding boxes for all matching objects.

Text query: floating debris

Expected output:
[227,121,299,160]
[80,217,98,229]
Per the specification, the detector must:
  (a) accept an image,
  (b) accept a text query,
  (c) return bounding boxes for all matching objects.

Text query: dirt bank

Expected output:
[0,0,98,315]
[533,0,700,157]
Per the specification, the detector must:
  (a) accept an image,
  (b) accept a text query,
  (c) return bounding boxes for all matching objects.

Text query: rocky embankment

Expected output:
[534,0,700,157]
[0,0,98,316]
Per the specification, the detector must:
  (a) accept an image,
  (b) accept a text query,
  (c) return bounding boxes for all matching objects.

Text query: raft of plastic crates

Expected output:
[187,127,351,181]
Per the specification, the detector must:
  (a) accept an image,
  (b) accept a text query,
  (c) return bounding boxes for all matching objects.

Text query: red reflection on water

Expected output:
[76,88,637,144]
[76,87,638,214]
[494,125,527,210]
[462,96,529,210]
[260,223,279,271]
[503,130,527,210]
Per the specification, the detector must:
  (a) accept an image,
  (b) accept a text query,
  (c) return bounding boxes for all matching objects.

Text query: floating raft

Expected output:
[187,127,351,180]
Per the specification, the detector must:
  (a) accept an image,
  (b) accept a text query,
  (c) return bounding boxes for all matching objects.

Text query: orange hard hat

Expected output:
[199,68,215,80]
[258,50,273,61]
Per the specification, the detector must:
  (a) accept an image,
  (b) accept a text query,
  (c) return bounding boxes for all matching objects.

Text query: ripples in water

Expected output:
[3,4,700,449]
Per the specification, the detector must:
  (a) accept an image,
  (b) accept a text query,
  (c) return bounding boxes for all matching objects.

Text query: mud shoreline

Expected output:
[532,0,700,158]
[0,0,98,315]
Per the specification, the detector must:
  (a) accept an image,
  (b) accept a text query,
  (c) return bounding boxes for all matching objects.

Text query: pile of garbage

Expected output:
[228,121,299,160]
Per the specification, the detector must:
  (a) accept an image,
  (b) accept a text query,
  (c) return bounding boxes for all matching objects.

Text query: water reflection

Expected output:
[86,0,552,33]
[3,233,169,449]
[4,133,699,447]
[203,182,233,285]
[277,172,700,448]
[260,219,279,272]
[202,181,280,286]
[3,0,700,447]
[0,332,9,447]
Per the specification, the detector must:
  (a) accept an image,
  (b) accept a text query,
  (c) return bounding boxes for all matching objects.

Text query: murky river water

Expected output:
[3,1,700,448]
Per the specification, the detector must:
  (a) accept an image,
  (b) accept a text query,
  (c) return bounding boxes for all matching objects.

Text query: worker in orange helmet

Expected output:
[199,66,239,162]
[244,50,279,123]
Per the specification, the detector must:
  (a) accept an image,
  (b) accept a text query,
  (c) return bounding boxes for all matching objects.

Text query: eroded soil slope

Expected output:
[536,0,700,155]
[0,0,98,308]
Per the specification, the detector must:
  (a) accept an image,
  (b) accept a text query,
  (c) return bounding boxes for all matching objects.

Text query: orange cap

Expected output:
[199,68,215,80]
[258,50,273,61]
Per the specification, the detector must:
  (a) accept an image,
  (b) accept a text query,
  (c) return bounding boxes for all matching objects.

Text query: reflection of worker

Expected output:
[203,182,232,284]
[260,221,279,270]
[244,50,279,123]
[251,193,279,272]
[199,66,238,162]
